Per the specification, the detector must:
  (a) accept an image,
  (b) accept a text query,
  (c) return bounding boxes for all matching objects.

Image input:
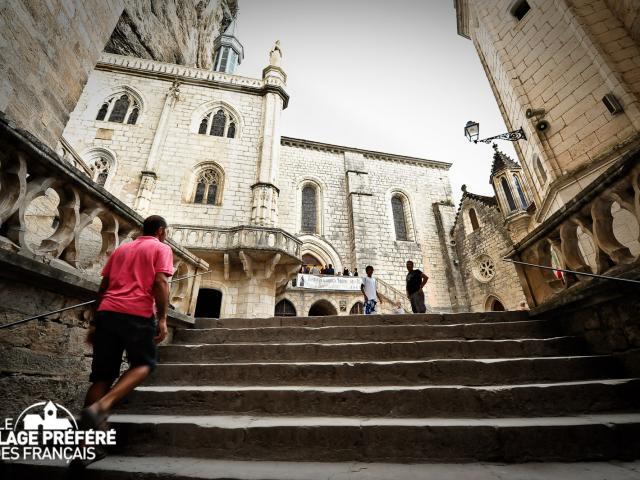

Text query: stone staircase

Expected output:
[6,311,640,478]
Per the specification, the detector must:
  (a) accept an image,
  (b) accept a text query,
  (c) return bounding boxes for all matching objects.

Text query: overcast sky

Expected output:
[233,0,518,203]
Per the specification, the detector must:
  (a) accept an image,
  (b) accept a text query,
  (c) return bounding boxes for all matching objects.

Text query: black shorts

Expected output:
[89,310,157,382]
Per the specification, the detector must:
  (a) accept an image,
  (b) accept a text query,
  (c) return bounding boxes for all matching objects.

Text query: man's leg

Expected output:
[88,365,150,414]
[409,293,418,313]
[84,381,112,407]
[416,290,427,314]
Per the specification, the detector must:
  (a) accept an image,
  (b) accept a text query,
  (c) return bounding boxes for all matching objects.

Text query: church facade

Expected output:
[60,30,464,318]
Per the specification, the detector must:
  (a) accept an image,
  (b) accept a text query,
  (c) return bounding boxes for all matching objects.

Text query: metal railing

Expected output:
[0,270,211,330]
[503,258,640,285]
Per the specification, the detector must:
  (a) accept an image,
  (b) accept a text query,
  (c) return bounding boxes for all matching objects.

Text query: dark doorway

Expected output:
[491,300,505,311]
[194,288,222,318]
[275,299,296,317]
[308,299,337,316]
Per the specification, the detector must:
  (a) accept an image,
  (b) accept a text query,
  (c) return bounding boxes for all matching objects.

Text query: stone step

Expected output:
[195,311,530,329]
[148,355,622,386]
[174,319,561,344]
[158,336,586,363]
[7,457,640,480]
[107,413,640,462]
[120,378,640,418]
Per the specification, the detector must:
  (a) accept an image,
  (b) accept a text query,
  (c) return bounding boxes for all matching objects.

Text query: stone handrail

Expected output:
[56,136,92,177]
[376,277,414,312]
[509,149,640,306]
[169,224,302,259]
[0,116,208,314]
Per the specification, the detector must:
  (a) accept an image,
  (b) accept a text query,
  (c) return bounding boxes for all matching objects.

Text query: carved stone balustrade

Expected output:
[169,224,301,260]
[509,150,640,307]
[56,136,92,177]
[0,116,208,315]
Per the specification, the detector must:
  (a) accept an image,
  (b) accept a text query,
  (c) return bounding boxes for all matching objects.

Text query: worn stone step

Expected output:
[175,319,561,345]
[148,355,622,386]
[6,457,640,480]
[107,413,640,462]
[195,311,531,329]
[158,337,586,363]
[120,378,640,418]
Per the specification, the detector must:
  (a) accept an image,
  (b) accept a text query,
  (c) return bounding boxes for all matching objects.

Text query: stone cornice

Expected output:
[96,53,289,109]
[281,136,452,170]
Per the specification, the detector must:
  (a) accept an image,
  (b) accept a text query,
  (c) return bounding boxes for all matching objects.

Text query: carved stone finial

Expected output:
[492,143,498,151]
[461,184,467,193]
[269,40,282,67]
[169,79,181,100]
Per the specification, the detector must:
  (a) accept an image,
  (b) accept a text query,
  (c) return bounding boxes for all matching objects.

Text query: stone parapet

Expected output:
[97,53,289,108]
[169,224,301,260]
[0,116,208,315]
[509,147,640,307]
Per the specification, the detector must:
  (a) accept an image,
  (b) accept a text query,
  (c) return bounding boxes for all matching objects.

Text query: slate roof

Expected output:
[490,143,521,179]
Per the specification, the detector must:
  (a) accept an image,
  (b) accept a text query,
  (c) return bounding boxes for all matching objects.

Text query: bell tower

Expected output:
[212,14,244,74]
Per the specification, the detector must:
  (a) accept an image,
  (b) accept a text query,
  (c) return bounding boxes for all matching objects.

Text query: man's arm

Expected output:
[360,284,368,301]
[152,272,170,344]
[420,272,429,289]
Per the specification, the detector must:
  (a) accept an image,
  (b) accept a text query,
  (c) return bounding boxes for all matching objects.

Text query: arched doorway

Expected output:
[275,299,296,317]
[485,295,505,312]
[194,288,222,318]
[308,299,337,316]
[350,301,363,314]
[302,253,323,271]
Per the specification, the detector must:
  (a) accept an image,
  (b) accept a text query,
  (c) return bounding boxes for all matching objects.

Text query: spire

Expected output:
[490,143,520,179]
[212,10,244,74]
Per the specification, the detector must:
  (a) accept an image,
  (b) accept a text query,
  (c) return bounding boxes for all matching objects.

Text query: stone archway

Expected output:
[485,295,505,312]
[308,299,337,316]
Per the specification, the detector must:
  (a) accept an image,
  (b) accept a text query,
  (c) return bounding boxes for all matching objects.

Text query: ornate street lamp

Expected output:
[464,120,526,144]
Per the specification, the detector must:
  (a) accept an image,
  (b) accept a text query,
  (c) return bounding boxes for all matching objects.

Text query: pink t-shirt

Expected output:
[98,236,174,318]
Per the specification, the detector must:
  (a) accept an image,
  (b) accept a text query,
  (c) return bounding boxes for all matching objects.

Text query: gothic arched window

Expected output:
[301,185,318,233]
[197,108,237,138]
[96,92,141,125]
[501,177,517,212]
[391,195,408,241]
[91,156,111,187]
[193,168,222,205]
[513,174,527,208]
[468,208,480,231]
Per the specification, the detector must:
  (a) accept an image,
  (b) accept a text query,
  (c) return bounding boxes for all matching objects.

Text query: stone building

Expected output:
[450,146,530,312]
[455,0,640,311]
[59,20,463,318]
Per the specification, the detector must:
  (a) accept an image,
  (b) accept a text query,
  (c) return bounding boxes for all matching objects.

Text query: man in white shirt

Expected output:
[360,265,382,314]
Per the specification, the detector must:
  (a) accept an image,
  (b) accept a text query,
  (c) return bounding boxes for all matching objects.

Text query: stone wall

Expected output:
[458,0,640,223]
[452,195,527,312]
[61,56,264,227]
[0,0,125,147]
[105,0,237,69]
[278,142,459,312]
[0,273,92,419]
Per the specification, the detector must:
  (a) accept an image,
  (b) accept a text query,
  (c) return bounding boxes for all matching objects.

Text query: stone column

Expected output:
[134,81,181,215]
[251,49,287,227]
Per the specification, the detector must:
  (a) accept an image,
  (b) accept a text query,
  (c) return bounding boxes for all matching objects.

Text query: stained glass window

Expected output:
[301,185,317,233]
[108,95,130,123]
[392,196,408,241]
[193,168,221,205]
[210,110,226,137]
[501,177,517,211]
